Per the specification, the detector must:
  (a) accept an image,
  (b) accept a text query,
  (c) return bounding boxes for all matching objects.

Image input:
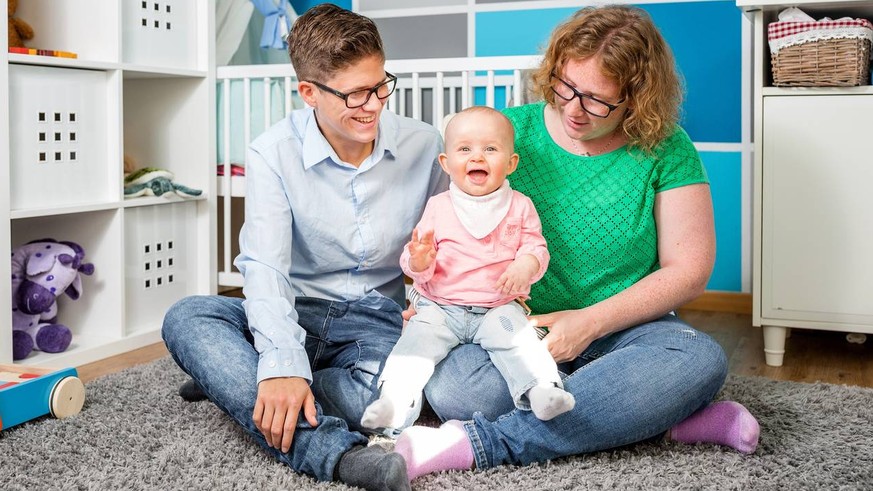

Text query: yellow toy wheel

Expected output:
[49,376,85,419]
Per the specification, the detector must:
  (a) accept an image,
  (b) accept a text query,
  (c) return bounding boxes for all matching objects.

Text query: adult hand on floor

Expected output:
[254,377,318,453]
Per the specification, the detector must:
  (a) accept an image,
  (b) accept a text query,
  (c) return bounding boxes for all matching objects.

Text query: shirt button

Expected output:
[284,360,291,366]
[269,331,274,336]
[269,361,276,368]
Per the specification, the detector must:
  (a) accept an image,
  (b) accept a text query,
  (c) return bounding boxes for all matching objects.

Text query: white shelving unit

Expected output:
[1,0,216,368]
[737,0,873,366]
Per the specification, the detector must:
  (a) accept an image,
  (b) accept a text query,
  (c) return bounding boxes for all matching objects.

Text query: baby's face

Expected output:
[439,111,519,197]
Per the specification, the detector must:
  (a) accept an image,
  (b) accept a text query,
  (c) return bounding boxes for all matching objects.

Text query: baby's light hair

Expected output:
[443,106,515,146]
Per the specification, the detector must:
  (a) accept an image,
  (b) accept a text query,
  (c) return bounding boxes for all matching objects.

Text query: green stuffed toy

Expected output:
[124,167,202,199]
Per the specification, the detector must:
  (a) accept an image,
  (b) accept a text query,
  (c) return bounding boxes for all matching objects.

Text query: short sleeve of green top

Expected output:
[504,102,708,314]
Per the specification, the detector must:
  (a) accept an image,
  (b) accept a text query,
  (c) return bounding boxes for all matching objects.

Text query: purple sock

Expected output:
[394,420,474,480]
[669,400,760,454]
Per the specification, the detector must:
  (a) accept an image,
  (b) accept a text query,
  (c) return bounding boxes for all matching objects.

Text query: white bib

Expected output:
[449,181,512,239]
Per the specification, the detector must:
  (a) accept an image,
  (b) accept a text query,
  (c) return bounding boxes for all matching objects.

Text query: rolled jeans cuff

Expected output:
[464,417,490,471]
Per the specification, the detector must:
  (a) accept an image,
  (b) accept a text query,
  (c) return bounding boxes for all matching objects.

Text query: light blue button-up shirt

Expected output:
[236,107,448,384]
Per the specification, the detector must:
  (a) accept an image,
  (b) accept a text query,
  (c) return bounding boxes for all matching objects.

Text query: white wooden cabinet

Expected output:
[1,0,216,368]
[738,0,873,366]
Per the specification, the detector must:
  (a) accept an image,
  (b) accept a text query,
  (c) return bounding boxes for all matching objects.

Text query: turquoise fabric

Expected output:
[216,78,301,164]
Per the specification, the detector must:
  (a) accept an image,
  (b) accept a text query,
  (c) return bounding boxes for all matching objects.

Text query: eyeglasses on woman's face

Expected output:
[306,73,398,109]
[550,73,625,118]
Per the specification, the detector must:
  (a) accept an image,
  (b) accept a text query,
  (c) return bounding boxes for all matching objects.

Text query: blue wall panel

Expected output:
[645,2,741,144]
[475,9,572,57]
[292,1,350,12]
[700,151,742,291]
[474,86,508,109]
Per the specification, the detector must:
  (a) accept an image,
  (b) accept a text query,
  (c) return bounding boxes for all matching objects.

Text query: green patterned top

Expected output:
[504,102,708,314]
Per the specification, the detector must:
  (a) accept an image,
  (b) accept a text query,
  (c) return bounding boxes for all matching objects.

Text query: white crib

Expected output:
[216,55,541,288]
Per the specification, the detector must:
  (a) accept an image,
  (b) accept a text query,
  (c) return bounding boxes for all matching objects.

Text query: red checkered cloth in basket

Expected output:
[769,18,873,41]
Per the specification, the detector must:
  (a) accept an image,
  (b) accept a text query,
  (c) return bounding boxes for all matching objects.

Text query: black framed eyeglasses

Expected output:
[306,73,398,109]
[550,74,625,118]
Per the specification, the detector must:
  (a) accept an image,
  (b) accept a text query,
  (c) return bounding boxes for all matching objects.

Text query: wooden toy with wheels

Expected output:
[0,364,85,430]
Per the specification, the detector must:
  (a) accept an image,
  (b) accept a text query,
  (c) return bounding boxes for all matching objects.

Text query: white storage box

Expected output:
[123,0,198,69]
[124,202,197,335]
[9,65,112,211]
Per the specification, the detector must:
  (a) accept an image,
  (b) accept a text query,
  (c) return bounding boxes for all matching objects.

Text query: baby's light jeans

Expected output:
[378,294,563,419]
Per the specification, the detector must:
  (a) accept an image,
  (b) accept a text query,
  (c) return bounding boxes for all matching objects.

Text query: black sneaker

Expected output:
[179,378,208,402]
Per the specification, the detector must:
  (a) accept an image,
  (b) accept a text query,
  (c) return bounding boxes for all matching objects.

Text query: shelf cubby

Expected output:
[10,210,125,364]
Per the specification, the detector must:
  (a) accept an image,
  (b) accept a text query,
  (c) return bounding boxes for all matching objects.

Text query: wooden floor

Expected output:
[76,308,873,389]
[678,309,872,388]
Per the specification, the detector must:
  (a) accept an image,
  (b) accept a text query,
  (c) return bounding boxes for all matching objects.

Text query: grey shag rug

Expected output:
[1,356,871,490]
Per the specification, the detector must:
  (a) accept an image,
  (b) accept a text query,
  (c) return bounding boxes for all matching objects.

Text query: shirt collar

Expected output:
[301,108,398,171]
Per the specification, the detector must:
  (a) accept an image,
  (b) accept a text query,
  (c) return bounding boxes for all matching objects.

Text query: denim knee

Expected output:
[162,295,246,351]
[425,344,515,421]
[642,316,729,407]
[690,329,729,402]
[161,295,200,345]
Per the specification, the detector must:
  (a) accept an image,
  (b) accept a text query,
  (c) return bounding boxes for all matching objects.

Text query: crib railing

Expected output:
[217,55,542,288]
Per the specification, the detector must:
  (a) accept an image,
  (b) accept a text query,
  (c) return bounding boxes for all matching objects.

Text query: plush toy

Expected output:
[123,167,203,199]
[11,239,95,360]
[7,0,34,49]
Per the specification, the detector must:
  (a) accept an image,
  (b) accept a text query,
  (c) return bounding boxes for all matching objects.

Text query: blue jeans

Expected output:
[161,294,403,481]
[422,314,728,469]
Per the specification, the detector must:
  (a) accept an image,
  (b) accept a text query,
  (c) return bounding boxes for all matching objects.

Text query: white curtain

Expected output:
[216,0,255,66]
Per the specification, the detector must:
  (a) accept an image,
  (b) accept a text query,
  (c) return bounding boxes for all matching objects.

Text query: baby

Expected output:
[361,106,575,430]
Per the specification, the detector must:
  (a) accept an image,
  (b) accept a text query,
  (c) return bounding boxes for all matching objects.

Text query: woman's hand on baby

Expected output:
[495,255,539,295]
[407,229,437,273]
[531,309,599,363]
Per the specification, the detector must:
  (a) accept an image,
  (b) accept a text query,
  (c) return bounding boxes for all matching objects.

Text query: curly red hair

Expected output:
[530,5,683,153]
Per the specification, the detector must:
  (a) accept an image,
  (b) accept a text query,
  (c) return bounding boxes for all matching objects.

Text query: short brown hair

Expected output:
[287,4,385,82]
[531,5,682,153]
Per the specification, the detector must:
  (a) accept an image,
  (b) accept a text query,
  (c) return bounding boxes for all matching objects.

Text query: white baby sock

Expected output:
[361,388,415,430]
[527,384,576,421]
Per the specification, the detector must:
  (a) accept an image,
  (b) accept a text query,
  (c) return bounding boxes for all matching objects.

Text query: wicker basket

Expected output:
[771,37,872,87]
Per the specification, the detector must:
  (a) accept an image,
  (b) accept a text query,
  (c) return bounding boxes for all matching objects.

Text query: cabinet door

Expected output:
[761,95,873,325]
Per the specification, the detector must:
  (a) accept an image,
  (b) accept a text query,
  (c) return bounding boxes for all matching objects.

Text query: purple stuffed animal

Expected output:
[11,239,95,360]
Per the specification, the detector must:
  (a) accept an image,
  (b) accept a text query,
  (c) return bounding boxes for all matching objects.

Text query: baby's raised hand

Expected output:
[495,254,539,295]
[407,229,436,273]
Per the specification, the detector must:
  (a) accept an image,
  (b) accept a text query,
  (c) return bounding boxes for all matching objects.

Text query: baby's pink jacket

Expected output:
[401,190,549,308]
